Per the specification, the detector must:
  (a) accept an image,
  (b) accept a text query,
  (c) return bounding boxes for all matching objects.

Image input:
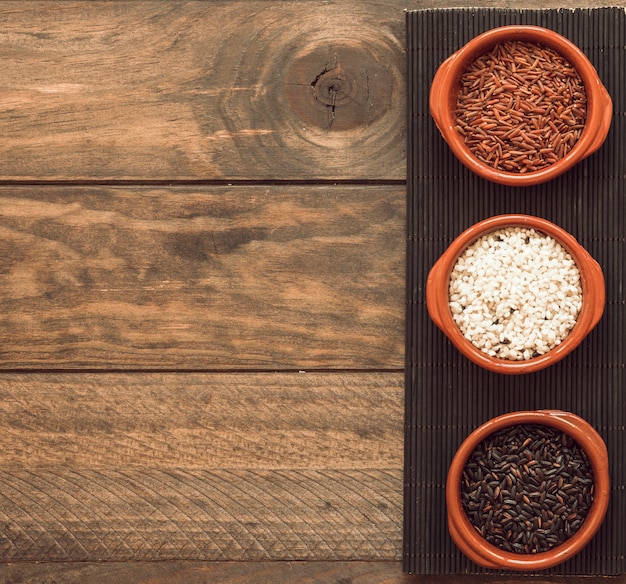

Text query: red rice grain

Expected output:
[455,40,588,173]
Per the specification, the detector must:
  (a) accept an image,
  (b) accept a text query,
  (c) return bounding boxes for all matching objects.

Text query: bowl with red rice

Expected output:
[429,26,612,186]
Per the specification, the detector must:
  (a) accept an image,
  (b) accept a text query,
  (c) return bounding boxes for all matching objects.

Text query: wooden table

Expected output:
[0,2,623,582]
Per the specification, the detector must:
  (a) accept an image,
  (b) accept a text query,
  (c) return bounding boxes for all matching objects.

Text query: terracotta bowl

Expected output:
[426,214,605,374]
[430,25,612,186]
[447,410,610,571]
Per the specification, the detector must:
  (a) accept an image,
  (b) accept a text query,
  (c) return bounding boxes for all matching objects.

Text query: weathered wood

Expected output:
[0,1,407,181]
[0,468,401,561]
[0,185,404,369]
[0,372,402,561]
[3,562,404,584]
[0,372,403,469]
[4,0,621,183]
[1,561,624,584]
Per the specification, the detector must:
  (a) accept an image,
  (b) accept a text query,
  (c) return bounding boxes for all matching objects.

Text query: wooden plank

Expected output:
[0,185,404,369]
[3,0,621,182]
[6,562,401,584]
[0,371,403,561]
[0,562,624,584]
[0,372,403,469]
[2,1,624,182]
[0,467,401,562]
[0,1,407,181]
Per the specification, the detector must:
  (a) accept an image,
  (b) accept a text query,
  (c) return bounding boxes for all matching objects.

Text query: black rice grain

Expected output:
[461,423,594,554]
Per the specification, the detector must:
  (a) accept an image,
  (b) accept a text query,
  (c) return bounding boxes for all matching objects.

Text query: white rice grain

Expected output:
[448,227,582,360]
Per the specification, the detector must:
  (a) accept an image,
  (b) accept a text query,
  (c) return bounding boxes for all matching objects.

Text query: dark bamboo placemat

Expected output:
[405,7,626,575]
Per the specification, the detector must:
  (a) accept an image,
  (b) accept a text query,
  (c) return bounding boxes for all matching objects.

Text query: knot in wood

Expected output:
[285,45,395,132]
[311,66,352,108]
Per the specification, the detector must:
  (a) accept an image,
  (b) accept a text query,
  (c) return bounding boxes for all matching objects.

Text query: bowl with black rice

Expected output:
[447,410,609,570]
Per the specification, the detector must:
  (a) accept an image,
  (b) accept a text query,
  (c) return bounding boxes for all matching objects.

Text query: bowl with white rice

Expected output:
[426,214,605,374]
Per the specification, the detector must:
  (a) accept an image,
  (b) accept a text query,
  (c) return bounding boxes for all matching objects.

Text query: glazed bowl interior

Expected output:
[431,26,612,186]
[447,410,610,571]
[426,215,605,374]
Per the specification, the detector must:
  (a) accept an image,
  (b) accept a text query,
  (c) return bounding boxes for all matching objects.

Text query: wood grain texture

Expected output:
[0,372,402,561]
[0,185,404,369]
[0,372,403,469]
[4,562,404,584]
[0,468,401,562]
[2,0,625,578]
[4,0,623,182]
[0,1,406,181]
[1,562,625,584]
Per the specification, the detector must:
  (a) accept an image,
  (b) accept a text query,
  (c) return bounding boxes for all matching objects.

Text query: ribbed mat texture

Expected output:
[405,8,626,575]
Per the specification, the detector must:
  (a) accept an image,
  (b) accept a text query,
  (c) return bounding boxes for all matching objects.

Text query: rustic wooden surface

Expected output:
[0,186,404,369]
[1,562,625,584]
[0,1,624,582]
